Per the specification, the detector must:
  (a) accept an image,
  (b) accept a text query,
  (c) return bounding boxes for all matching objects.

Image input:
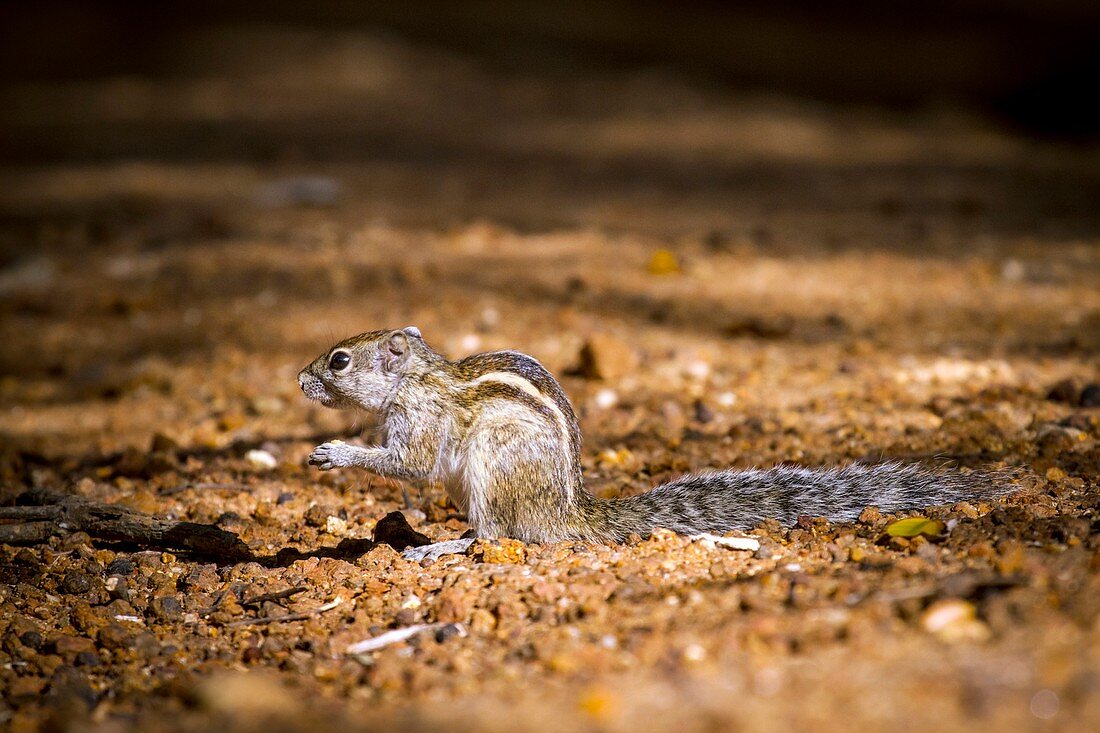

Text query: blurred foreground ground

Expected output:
[1,21,1100,733]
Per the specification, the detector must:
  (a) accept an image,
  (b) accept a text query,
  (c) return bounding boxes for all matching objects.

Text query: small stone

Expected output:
[7,675,47,699]
[393,609,418,626]
[434,623,466,643]
[250,396,287,415]
[325,515,348,536]
[692,399,714,424]
[1036,424,1085,458]
[52,635,96,657]
[96,624,133,651]
[20,630,45,650]
[74,650,101,667]
[1046,379,1079,404]
[469,608,497,634]
[105,557,134,576]
[304,504,336,528]
[995,540,1026,575]
[1045,466,1067,482]
[951,501,980,519]
[150,432,180,452]
[473,538,527,564]
[858,506,881,523]
[217,412,248,432]
[373,511,431,551]
[150,596,183,621]
[593,388,619,409]
[245,449,278,469]
[576,333,639,381]
[60,570,92,595]
[920,599,991,643]
[724,315,794,339]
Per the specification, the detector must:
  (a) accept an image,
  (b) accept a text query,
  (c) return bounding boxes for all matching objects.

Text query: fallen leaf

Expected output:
[886,517,944,538]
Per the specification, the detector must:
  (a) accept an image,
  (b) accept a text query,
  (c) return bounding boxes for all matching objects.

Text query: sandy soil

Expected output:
[1,25,1099,733]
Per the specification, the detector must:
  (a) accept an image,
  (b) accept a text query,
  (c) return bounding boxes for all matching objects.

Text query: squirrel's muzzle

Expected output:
[298,370,332,405]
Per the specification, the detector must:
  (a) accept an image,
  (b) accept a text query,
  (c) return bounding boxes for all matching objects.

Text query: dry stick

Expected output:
[0,521,55,544]
[0,506,61,521]
[1,487,251,561]
[222,596,345,628]
[241,585,308,608]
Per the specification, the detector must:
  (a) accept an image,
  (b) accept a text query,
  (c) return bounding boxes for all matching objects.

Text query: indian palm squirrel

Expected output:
[299,327,1002,560]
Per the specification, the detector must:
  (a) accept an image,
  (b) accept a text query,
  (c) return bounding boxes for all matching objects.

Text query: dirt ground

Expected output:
[2,24,1100,733]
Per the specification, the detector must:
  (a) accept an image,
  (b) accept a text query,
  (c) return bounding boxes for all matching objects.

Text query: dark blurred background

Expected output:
[4,0,1100,142]
[2,0,1099,253]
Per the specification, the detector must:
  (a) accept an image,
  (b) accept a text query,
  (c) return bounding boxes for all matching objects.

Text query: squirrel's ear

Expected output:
[383,331,410,371]
[402,326,422,339]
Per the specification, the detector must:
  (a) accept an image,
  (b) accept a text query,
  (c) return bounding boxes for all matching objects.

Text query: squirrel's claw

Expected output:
[308,441,352,470]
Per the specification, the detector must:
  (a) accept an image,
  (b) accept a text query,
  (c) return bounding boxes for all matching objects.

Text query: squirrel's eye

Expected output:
[328,351,351,371]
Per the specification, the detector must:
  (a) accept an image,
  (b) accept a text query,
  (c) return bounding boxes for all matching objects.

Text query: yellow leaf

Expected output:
[647,249,681,275]
[886,517,944,538]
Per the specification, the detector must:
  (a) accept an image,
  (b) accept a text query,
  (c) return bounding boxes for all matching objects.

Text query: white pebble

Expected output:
[459,333,481,353]
[683,643,706,663]
[685,360,711,381]
[245,449,278,469]
[325,515,348,536]
[594,388,619,409]
[690,532,761,552]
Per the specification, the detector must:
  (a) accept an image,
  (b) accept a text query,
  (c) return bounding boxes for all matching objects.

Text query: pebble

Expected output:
[593,388,619,409]
[150,596,183,621]
[919,599,991,643]
[245,449,278,469]
[576,333,638,381]
[96,624,133,651]
[857,506,881,523]
[60,571,93,595]
[304,504,337,528]
[325,515,348,536]
[1036,424,1085,458]
[1045,378,1079,404]
[434,623,467,643]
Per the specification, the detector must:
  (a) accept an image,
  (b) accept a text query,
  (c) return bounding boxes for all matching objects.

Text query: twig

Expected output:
[346,623,464,655]
[690,532,761,552]
[241,585,307,609]
[222,596,344,628]
[0,521,55,544]
[0,506,60,521]
[0,487,251,561]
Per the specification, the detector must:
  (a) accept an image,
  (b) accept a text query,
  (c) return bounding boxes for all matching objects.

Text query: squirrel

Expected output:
[299,327,1003,561]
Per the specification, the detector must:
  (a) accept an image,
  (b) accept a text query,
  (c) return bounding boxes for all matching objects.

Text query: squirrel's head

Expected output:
[298,326,427,411]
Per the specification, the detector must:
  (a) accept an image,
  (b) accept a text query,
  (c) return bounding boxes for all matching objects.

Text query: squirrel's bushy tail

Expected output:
[602,462,1006,540]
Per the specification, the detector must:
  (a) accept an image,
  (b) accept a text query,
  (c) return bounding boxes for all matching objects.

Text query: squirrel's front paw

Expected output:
[308,441,356,470]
